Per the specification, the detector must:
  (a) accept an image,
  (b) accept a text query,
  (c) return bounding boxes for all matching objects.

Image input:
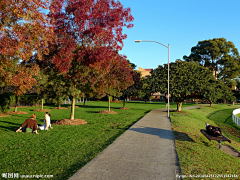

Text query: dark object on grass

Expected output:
[205,123,222,137]
[200,129,231,149]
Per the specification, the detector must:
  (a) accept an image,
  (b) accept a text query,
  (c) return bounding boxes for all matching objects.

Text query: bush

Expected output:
[19,95,41,106]
[0,93,12,113]
[2,93,42,109]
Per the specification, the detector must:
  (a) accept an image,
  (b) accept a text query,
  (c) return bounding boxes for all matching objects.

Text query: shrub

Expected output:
[0,93,12,113]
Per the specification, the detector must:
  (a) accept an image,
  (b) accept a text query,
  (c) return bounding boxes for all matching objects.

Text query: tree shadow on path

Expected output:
[129,126,195,142]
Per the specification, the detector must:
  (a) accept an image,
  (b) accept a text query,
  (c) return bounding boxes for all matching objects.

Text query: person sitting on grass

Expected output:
[37,112,53,131]
[16,114,39,134]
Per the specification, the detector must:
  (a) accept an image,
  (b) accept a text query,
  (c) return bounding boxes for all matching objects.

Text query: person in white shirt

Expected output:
[38,112,53,131]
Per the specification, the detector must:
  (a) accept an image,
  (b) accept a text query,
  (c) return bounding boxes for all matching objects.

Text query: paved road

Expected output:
[69,105,208,180]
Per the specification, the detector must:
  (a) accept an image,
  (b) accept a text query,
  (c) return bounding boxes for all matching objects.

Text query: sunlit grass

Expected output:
[0,101,196,179]
[171,104,240,179]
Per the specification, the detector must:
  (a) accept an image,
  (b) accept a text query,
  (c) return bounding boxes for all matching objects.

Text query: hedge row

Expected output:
[0,93,42,113]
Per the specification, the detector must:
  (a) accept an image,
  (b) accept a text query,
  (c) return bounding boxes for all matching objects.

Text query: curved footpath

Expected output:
[68,104,209,180]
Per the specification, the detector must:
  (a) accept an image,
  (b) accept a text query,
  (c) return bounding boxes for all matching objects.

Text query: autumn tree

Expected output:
[183,38,240,85]
[0,0,55,113]
[150,60,214,111]
[0,0,55,86]
[97,54,134,111]
[9,65,39,112]
[46,0,134,120]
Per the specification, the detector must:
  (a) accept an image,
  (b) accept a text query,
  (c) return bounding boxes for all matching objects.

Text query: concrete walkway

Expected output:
[69,105,207,180]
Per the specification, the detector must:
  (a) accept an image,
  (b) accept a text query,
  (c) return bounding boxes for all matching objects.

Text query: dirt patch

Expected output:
[105,101,123,103]
[119,107,131,110]
[10,105,40,108]
[68,106,78,108]
[52,119,87,125]
[99,110,118,114]
[52,107,68,109]
[170,110,190,114]
[33,109,52,112]
[0,114,11,117]
[8,111,29,115]
[205,106,215,108]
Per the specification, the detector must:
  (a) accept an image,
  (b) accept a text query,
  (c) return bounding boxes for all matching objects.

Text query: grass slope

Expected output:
[171,104,240,179]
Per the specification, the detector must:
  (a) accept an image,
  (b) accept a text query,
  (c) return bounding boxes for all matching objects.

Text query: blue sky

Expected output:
[118,0,240,70]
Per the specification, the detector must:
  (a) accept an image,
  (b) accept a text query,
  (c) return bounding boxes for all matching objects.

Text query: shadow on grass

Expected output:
[0,125,19,131]
[207,109,238,126]
[0,119,24,131]
[0,120,21,131]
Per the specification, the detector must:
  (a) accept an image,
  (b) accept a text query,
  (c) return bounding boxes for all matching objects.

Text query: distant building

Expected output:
[137,67,153,78]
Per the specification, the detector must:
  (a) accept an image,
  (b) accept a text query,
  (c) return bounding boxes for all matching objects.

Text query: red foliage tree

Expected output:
[9,65,39,112]
[94,53,134,111]
[47,0,134,119]
[0,0,55,111]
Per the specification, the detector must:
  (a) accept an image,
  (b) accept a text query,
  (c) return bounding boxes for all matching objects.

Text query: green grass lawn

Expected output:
[236,113,240,118]
[0,101,196,179]
[171,104,240,179]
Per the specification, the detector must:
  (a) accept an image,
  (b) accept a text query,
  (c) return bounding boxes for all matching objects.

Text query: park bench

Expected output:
[200,129,231,149]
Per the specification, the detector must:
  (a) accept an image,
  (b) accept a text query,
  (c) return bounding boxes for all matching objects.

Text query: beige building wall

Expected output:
[138,67,153,78]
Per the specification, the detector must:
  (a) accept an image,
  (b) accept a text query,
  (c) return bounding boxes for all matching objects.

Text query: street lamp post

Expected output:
[135,40,170,117]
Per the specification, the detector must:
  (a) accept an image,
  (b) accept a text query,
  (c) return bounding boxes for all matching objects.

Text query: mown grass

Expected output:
[0,101,195,180]
[236,113,240,118]
[171,104,240,179]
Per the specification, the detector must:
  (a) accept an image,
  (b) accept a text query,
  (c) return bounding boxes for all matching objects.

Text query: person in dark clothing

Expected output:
[205,123,222,137]
[16,114,39,134]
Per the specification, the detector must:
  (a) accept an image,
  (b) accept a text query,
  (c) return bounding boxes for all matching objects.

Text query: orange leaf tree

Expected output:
[94,53,134,111]
[0,0,55,111]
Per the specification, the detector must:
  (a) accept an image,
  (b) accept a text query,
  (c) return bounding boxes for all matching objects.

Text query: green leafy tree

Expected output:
[183,38,240,85]
[219,81,235,104]
[142,77,153,103]
[121,69,142,108]
[201,78,234,107]
[150,60,214,111]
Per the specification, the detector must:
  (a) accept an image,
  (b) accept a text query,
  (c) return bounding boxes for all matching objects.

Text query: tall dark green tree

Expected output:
[201,77,235,107]
[150,60,214,111]
[122,70,143,107]
[183,38,240,85]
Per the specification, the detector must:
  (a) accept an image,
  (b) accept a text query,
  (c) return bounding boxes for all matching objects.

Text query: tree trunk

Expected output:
[210,101,212,107]
[108,95,111,111]
[41,98,44,110]
[84,98,86,106]
[14,106,17,112]
[177,102,182,112]
[70,97,75,120]
[123,98,126,108]
[14,96,18,112]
